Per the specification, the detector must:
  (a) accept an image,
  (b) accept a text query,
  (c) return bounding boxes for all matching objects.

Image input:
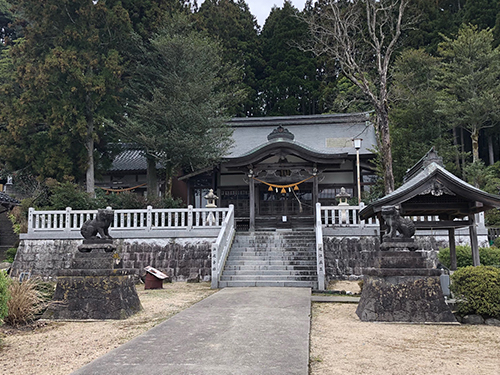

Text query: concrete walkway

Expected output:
[71,287,311,375]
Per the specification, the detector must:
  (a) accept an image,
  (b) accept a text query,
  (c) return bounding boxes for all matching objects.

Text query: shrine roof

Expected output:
[108,113,377,172]
[0,191,19,207]
[227,112,376,159]
[360,148,500,219]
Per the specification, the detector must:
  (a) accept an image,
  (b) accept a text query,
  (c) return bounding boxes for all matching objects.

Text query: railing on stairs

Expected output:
[211,204,236,289]
[315,203,326,291]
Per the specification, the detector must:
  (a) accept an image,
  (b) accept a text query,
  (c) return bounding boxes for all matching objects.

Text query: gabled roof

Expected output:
[108,113,377,173]
[360,148,500,219]
[228,112,376,159]
[0,191,19,209]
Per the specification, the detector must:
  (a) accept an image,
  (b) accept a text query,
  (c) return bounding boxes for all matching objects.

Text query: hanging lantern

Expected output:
[288,187,291,192]
[268,185,273,192]
[294,185,299,191]
[281,187,286,194]
[275,188,278,193]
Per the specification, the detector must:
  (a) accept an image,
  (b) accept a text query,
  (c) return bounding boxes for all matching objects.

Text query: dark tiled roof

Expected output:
[109,113,377,172]
[110,148,147,172]
[0,191,20,205]
[360,149,500,219]
[228,112,376,158]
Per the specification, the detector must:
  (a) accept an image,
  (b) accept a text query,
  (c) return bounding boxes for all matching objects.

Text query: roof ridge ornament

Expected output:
[267,125,294,141]
[422,147,444,168]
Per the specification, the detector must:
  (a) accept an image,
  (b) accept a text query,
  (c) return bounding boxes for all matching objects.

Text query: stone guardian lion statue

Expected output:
[381,205,415,241]
[80,208,114,240]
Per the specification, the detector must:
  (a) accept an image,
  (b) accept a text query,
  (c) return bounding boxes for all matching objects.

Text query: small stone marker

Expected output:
[144,266,169,289]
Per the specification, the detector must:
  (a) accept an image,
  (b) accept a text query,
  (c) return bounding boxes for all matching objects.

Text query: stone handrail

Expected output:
[211,204,235,289]
[25,206,229,239]
[315,203,326,291]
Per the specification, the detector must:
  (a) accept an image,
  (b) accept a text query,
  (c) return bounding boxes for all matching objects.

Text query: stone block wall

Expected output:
[11,238,215,282]
[323,235,449,281]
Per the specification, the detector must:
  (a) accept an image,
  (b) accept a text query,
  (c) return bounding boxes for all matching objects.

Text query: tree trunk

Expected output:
[146,154,158,198]
[164,163,173,198]
[377,105,394,194]
[460,127,466,178]
[488,135,494,165]
[453,127,460,171]
[85,97,95,196]
[471,127,479,163]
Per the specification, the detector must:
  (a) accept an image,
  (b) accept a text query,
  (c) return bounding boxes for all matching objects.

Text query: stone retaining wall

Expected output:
[11,238,214,282]
[323,235,449,281]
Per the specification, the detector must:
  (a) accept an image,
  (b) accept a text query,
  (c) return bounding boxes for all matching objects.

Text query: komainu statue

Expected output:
[381,205,415,241]
[80,208,114,240]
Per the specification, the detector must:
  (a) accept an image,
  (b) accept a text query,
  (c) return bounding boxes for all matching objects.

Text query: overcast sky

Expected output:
[244,0,307,28]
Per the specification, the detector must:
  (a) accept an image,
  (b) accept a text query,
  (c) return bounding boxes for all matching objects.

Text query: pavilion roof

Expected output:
[360,148,500,220]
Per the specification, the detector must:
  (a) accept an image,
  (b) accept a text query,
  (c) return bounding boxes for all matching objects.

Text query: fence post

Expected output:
[146,205,153,232]
[211,243,219,289]
[65,207,71,233]
[28,207,34,234]
[187,205,193,230]
[359,202,365,229]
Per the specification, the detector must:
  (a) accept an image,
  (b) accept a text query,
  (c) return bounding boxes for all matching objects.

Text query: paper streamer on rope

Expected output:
[252,175,314,193]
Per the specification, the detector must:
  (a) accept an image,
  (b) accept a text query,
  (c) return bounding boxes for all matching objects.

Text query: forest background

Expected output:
[1,0,500,224]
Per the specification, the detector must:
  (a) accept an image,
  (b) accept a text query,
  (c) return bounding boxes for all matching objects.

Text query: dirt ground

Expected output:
[1,281,500,375]
[310,303,500,375]
[0,282,217,375]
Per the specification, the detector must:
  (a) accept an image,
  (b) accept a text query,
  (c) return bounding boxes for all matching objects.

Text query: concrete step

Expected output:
[227,254,316,262]
[222,270,317,276]
[231,245,316,252]
[223,264,316,271]
[229,250,316,258]
[226,259,316,267]
[218,280,317,288]
[220,275,317,282]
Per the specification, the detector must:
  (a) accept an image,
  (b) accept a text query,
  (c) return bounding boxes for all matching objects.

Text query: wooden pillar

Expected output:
[249,170,255,232]
[313,175,319,204]
[469,214,480,266]
[448,228,457,271]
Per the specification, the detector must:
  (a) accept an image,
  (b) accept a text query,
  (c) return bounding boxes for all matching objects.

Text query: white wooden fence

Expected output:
[25,206,229,239]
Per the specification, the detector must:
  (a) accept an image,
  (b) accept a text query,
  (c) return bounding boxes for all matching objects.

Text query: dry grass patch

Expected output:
[0,282,217,375]
[310,303,500,375]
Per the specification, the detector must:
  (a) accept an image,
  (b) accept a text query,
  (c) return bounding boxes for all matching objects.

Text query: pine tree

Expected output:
[435,25,500,163]
[116,15,238,196]
[1,0,131,192]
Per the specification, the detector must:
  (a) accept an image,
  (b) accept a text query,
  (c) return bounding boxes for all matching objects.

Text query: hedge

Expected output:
[451,266,500,319]
[438,245,500,268]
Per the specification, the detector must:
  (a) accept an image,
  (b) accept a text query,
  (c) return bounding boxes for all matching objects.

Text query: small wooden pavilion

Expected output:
[360,148,500,269]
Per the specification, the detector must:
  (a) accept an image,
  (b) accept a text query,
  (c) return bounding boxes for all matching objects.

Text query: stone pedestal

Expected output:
[43,244,142,320]
[356,242,456,323]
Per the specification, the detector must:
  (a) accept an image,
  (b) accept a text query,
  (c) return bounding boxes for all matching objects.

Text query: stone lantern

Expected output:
[336,187,351,224]
[204,189,218,208]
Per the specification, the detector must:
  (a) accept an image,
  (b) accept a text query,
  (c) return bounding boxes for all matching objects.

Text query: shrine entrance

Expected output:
[256,183,314,229]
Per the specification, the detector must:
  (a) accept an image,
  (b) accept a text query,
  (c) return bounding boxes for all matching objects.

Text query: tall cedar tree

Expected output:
[193,0,263,116]
[306,0,414,194]
[435,25,500,164]
[1,0,131,192]
[116,16,237,197]
[389,48,456,184]
[260,1,322,116]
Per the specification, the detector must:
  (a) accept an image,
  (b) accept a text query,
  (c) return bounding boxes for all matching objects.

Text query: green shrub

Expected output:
[0,271,10,324]
[5,248,17,263]
[438,246,500,268]
[451,266,500,319]
[4,278,45,327]
[46,180,93,210]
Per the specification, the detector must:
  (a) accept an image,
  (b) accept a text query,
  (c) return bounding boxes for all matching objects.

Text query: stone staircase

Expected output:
[219,231,318,288]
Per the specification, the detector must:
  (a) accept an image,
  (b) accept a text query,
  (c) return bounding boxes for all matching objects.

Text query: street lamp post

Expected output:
[353,138,362,205]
